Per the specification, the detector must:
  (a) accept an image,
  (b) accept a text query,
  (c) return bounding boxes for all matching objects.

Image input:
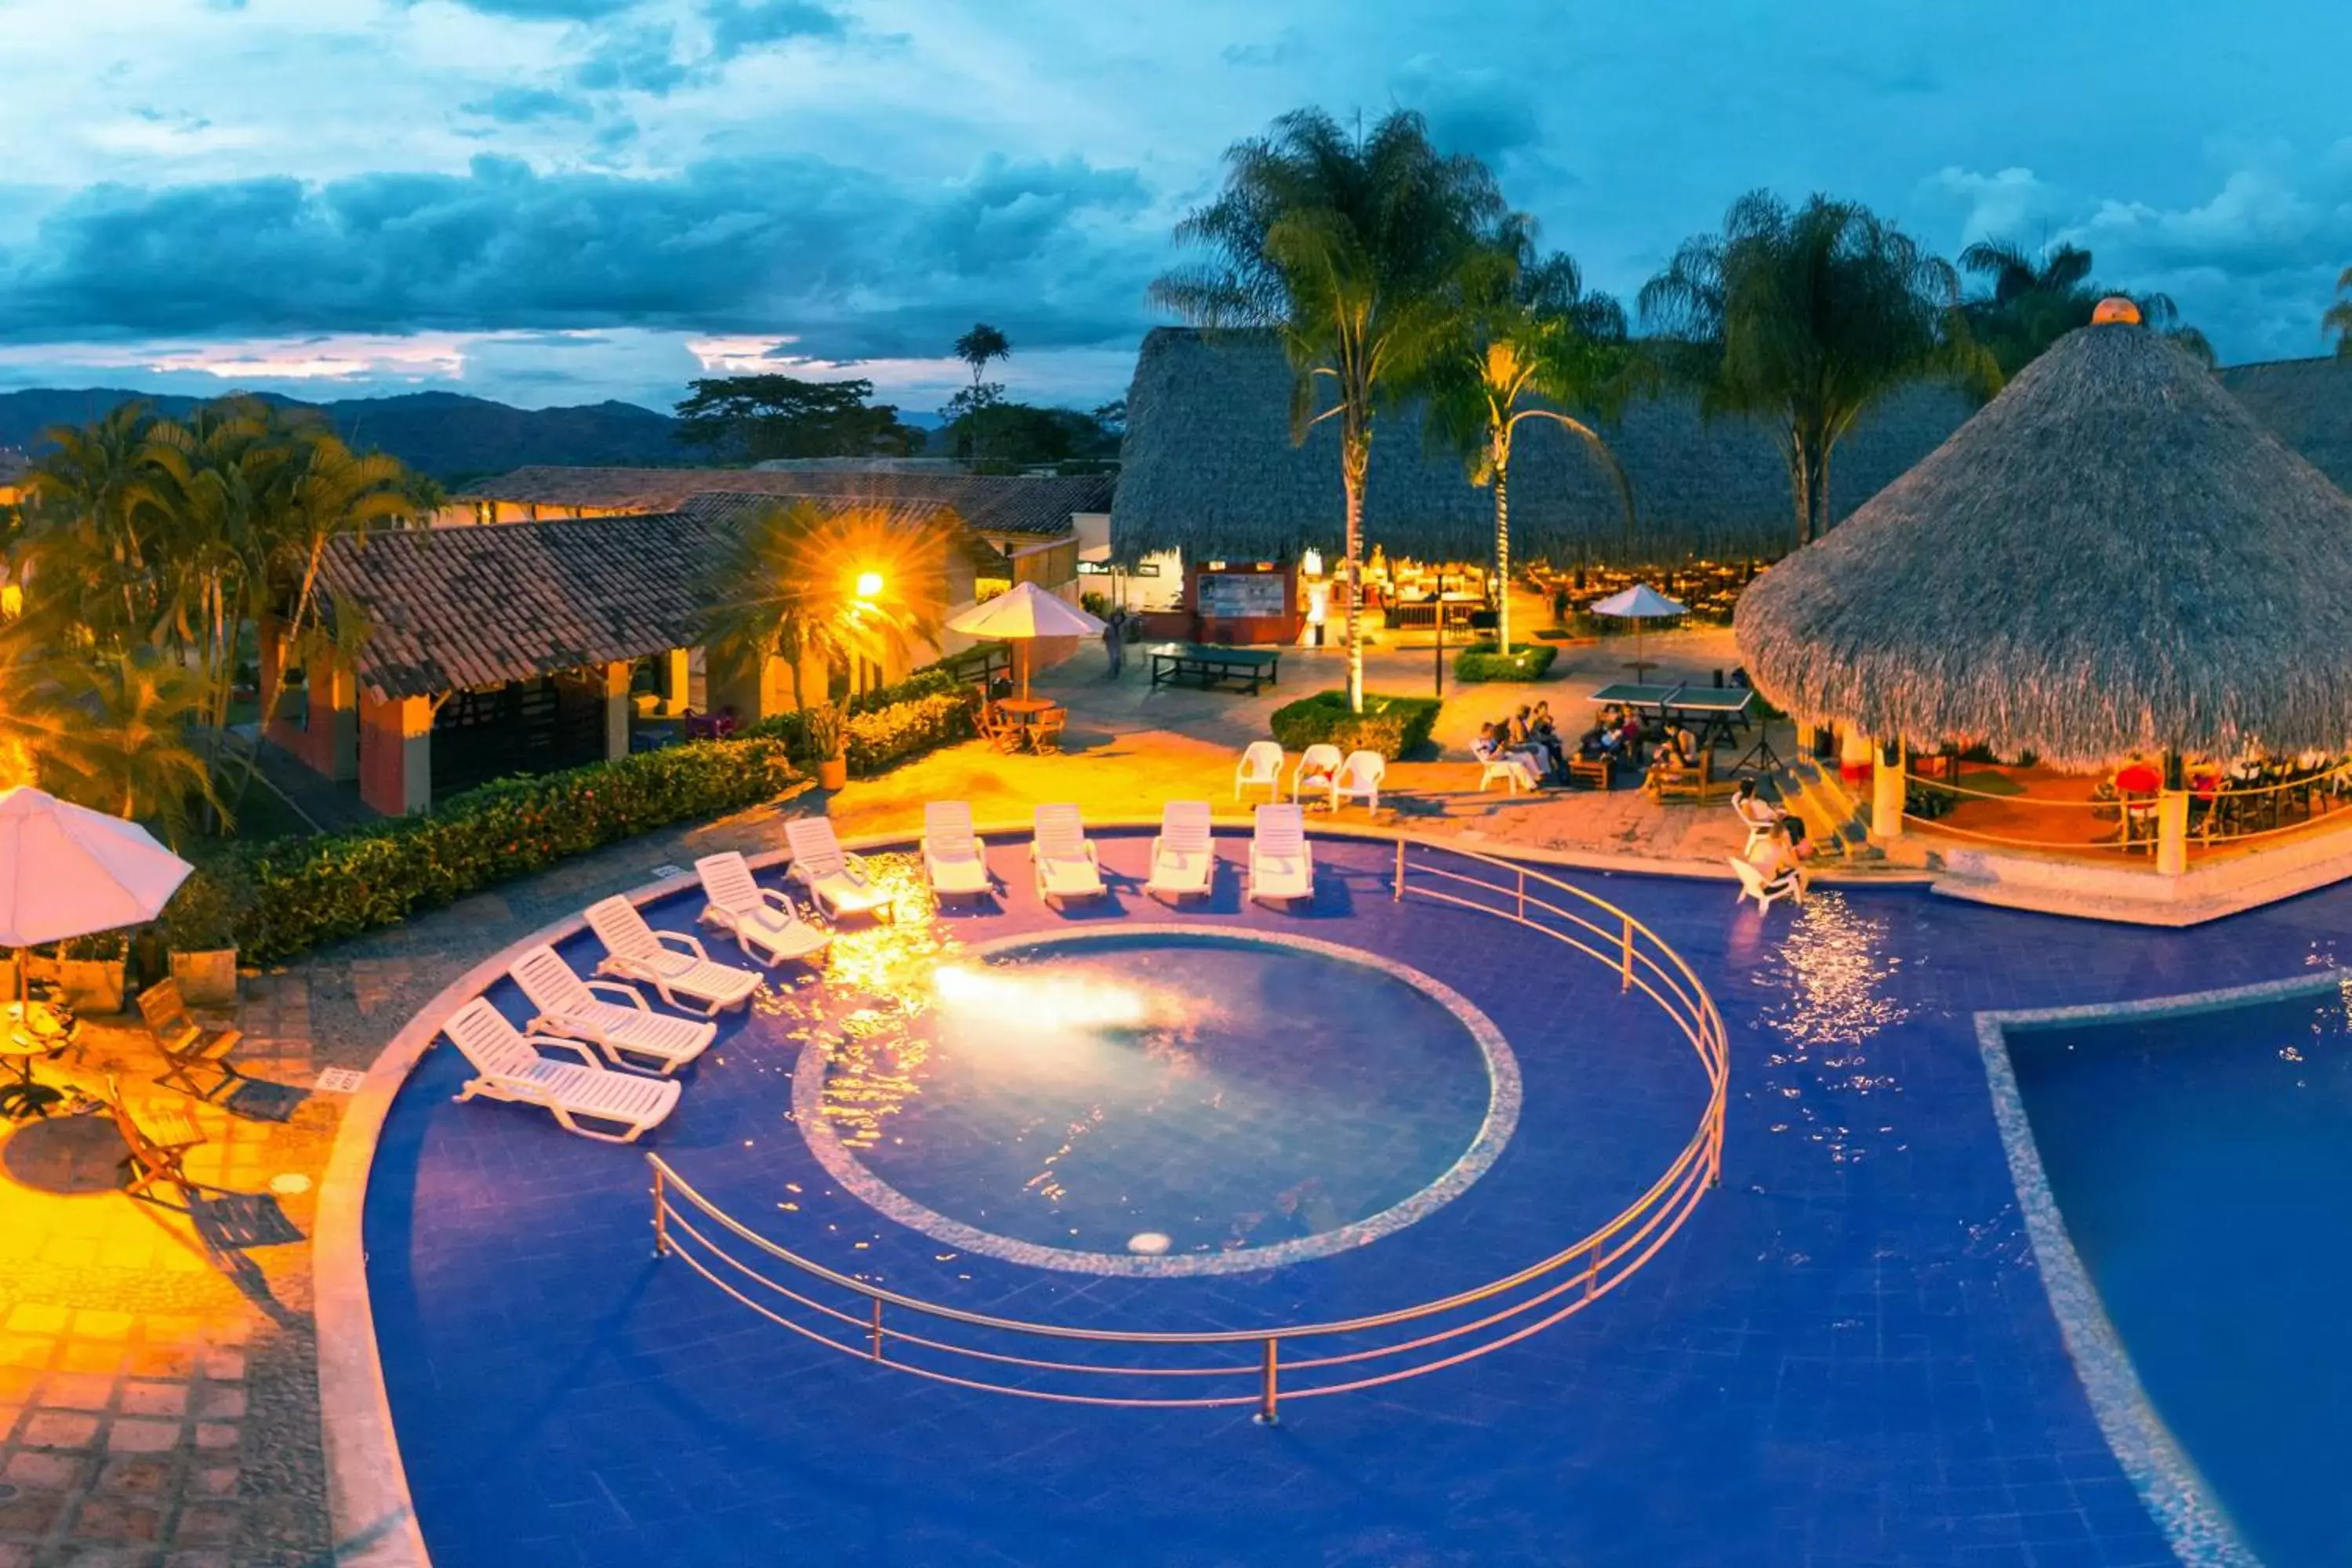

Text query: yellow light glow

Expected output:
[855,571,885,600]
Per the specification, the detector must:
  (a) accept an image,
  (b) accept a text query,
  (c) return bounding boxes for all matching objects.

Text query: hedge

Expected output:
[1269,691,1443,760]
[748,687,976,778]
[1452,643,1559,683]
[234,733,800,964]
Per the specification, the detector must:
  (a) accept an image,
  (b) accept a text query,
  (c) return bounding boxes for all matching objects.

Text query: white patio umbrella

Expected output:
[0,786,193,1017]
[1587,583,1689,677]
[944,581,1107,699]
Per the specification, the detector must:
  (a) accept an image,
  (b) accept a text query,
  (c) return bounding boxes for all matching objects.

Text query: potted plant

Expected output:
[59,929,130,1014]
[804,701,850,791]
[162,866,248,1006]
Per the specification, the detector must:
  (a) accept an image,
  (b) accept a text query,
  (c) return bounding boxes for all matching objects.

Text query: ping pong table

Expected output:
[1589,681,1755,757]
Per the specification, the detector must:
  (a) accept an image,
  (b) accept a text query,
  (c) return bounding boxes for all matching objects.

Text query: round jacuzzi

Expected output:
[793,926,1522,1276]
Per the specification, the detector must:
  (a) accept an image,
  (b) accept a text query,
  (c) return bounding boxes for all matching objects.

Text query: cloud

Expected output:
[569,24,698,95]
[704,0,848,60]
[459,86,594,124]
[435,0,644,19]
[1388,60,1541,163]
[1922,165,2062,246]
[0,152,1156,361]
[1221,30,1305,68]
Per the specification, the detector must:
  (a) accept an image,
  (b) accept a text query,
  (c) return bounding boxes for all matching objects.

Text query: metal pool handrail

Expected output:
[644,833,1730,1422]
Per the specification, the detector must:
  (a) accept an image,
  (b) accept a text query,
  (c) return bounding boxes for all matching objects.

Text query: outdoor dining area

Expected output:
[953,580,1098,756]
[1734,299,2352,904]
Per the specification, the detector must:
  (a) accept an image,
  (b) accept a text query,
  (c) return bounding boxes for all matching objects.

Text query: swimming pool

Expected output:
[800,927,1515,1271]
[2003,982,2352,1567]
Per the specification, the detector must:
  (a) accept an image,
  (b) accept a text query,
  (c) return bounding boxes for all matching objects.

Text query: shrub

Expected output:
[844,691,974,776]
[236,733,799,964]
[162,864,251,951]
[1452,643,1558,683]
[1269,690,1443,760]
[62,929,129,961]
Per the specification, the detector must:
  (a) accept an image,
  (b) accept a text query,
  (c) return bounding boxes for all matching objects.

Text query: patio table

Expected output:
[1147,644,1282,695]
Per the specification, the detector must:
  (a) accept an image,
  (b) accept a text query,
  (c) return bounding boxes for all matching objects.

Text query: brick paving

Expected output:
[0,622,1814,1567]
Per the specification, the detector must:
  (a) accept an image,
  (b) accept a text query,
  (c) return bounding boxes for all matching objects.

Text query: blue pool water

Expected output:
[2007,987,2352,1567]
[821,931,1496,1261]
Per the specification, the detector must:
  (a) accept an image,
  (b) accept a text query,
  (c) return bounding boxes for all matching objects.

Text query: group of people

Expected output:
[1471,702,1573,789]
[1734,776,1814,897]
[1574,703,1703,771]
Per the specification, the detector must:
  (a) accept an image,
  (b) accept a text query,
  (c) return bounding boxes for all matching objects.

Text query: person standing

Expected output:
[1102,605,1128,678]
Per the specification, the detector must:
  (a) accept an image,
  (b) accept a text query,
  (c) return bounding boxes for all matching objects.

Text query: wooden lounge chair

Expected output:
[782,818,894,922]
[136,978,243,1101]
[1031,804,1107,905]
[1646,750,1725,804]
[1729,855,1802,912]
[441,999,681,1144]
[1235,741,1283,803]
[583,897,761,1016]
[1290,743,1343,810]
[1247,803,1314,906]
[921,802,994,902]
[1333,750,1385,813]
[510,946,717,1076]
[107,1073,203,1201]
[694,852,833,967]
[1145,800,1215,902]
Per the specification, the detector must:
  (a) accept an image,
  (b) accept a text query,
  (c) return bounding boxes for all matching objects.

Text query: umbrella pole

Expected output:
[1019,642,1031,702]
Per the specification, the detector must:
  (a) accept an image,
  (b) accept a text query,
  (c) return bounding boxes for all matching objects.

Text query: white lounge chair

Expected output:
[922,802,993,902]
[1032,803,1107,904]
[1333,750,1385,813]
[694,853,833,968]
[584,896,762,1016]
[1291,743,1343,810]
[442,998,681,1144]
[782,817,895,922]
[1730,855,1802,912]
[1235,741,1284,803]
[510,946,717,1076]
[1247,803,1314,906]
[1145,800,1215,902]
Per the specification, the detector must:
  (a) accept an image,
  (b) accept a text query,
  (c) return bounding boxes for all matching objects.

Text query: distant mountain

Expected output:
[0,387,690,484]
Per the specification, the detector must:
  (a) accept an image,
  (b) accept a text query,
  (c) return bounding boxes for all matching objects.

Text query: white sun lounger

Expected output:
[782,817,894,922]
[694,852,833,968]
[1730,855,1802,911]
[1032,803,1107,904]
[1145,800,1214,902]
[1333,750,1385,813]
[922,801,993,901]
[442,998,681,1144]
[584,896,762,1016]
[510,946,717,1076]
[1235,740,1283,803]
[1247,803,1314,906]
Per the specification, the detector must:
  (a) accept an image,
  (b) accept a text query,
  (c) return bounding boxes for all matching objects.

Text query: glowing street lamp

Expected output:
[855,570,885,601]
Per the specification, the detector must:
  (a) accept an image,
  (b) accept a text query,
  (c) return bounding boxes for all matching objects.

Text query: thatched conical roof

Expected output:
[1733,319,2352,767]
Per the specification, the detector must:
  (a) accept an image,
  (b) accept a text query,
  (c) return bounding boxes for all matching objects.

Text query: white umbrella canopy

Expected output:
[946,582,1107,699]
[1588,583,1688,675]
[0,786,193,949]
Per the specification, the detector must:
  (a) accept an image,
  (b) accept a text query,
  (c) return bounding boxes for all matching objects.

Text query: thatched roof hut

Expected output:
[1109,328,1976,564]
[1734,318,2352,767]
[2216,355,2352,493]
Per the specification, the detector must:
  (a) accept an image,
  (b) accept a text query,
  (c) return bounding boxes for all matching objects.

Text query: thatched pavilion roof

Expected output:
[1734,320,2352,767]
[1109,328,1974,564]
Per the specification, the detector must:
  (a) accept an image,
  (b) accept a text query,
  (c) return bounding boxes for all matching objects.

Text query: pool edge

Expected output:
[1974,971,2345,1568]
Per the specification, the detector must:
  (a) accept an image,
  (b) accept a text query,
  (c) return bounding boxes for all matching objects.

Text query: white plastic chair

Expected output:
[1475,742,1534,794]
[1032,803,1107,904]
[1730,855,1802,912]
[510,946,717,1076]
[1291,743,1343,810]
[922,801,993,902]
[1333,750,1385,813]
[783,817,893,922]
[1733,796,1780,854]
[442,999,681,1144]
[1145,800,1214,902]
[584,896,762,1016]
[694,853,833,968]
[1247,803,1313,906]
[1235,741,1284,803]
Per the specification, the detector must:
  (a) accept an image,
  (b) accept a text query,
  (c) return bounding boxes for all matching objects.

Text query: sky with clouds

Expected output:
[0,0,2346,416]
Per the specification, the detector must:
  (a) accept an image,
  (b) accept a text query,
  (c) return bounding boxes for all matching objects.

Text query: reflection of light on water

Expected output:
[1752,892,1912,1166]
[935,964,1156,1033]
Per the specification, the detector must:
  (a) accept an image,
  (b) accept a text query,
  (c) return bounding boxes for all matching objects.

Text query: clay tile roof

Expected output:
[452,466,1113,539]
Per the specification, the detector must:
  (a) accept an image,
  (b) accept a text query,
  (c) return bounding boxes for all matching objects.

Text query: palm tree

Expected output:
[17,402,176,651]
[36,644,221,847]
[1152,107,1510,711]
[1426,247,1635,656]
[1960,238,2215,376]
[699,500,951,732]
[2328,267,2352,358]
[953,323,1012,388]
[1641,191,1989,552]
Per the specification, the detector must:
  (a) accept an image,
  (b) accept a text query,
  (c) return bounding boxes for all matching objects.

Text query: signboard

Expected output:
[1196,572,1287,619]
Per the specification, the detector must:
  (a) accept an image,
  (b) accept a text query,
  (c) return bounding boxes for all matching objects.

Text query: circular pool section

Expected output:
[793,926,1521,1276]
